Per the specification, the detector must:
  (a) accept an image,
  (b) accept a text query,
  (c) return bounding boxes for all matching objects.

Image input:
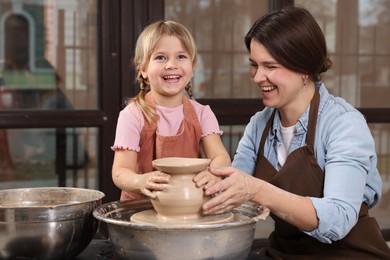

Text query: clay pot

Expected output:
[150,157,211,220]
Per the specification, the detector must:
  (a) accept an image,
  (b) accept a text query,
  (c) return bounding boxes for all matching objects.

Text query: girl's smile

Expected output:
[141,36,193,107]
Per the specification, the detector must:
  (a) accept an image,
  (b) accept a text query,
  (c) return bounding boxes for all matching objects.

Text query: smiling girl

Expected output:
[111,21,230,201]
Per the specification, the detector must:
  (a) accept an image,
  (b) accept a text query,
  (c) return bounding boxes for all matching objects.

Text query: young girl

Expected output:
[111,21,231,201]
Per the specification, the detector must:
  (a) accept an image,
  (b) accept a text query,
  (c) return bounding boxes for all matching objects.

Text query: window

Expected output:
[297,0,390,236]
[0,1,101,192]
[4,15,29,70]
[165,0,268,99]
[165,0,390,240]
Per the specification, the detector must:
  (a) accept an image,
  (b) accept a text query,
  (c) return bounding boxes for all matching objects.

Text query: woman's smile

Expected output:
[261,84,276,92]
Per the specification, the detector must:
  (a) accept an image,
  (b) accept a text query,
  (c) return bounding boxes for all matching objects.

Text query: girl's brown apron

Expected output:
[255,91,390,259]
[120,93,203,200]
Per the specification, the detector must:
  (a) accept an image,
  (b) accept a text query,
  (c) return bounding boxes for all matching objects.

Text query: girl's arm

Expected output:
[112,150,170,198]
[202,134,231,167]
[194,134,231,189]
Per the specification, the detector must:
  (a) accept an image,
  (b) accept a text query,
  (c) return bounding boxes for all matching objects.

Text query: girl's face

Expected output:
[249,40,310,113]
[141,35,193,107]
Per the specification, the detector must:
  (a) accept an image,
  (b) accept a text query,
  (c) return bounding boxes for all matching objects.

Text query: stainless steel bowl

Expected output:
[0,187,105,260]
[93,199,269,260]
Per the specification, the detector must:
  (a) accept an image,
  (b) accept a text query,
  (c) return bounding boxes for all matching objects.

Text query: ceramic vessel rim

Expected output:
[152,157,211,169]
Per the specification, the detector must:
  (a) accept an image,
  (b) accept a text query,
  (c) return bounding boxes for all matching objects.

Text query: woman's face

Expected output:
[249,40,308,112]
[141,35,193,107]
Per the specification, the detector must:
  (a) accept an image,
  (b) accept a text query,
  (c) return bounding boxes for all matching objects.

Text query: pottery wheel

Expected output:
[130,209,234,226]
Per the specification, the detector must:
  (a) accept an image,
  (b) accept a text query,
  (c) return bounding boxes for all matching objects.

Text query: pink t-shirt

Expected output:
[112,99,223,152]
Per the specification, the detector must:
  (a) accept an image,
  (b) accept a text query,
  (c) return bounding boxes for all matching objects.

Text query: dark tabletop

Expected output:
[75,238,265,260]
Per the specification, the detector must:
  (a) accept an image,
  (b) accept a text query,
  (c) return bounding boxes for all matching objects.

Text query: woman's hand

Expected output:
[193,167,222,190]
[202,166,319,231]
[201,166,256,215]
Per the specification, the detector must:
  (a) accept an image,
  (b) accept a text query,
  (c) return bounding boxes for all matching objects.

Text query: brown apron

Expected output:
[255,91,390,259]
[120,93,203,200]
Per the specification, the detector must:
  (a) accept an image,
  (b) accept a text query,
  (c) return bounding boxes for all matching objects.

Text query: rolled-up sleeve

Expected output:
[305,110,382,243]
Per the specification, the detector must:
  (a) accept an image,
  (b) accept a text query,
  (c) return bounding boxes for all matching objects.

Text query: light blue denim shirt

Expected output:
[232,82,382,244]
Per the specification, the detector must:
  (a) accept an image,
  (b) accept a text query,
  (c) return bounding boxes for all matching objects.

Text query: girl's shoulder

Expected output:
[122,101,142,114]
[119,101,144,126]
[189,99,208,109]
[189,99,214,116]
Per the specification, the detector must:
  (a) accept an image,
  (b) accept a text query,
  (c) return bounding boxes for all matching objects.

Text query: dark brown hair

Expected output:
[245,7,332,82]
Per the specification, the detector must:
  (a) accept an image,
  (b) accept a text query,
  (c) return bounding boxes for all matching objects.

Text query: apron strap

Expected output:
[306,90,320,149]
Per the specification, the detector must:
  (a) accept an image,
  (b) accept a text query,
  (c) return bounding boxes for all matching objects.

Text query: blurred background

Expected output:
[0,0,389,241]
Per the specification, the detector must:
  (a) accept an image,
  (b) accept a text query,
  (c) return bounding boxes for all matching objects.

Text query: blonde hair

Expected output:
[131,20,197,124]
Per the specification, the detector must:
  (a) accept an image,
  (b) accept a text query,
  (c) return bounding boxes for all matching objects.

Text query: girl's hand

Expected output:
[193,168,223,190]
[131,171,171,198]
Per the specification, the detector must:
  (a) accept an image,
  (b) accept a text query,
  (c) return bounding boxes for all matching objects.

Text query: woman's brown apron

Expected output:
[254,91,390,259]
[120,93,203,200]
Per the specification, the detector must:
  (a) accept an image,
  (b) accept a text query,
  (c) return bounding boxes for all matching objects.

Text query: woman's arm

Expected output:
[202,166,318,231]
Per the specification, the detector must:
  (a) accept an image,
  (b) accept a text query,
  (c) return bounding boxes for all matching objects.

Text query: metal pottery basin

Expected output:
[0,187,105,260]
[93,199,269,260]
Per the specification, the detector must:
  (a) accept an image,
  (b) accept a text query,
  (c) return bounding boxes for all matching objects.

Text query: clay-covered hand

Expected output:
[201,166,256,215]
[193,168,222,190]
[130,171,171,199]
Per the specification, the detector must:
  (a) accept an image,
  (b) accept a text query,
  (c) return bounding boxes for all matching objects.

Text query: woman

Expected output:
[194,7,390,259]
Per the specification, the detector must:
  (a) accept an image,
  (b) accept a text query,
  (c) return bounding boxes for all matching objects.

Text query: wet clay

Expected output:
[131,209,234,226]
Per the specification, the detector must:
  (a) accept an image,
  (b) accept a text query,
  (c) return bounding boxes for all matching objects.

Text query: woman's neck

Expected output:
[279,84,315,127]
